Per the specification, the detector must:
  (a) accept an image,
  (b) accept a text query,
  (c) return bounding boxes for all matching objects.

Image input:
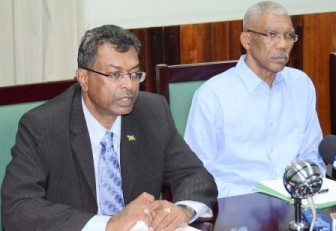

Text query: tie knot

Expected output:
[101,131,114,148]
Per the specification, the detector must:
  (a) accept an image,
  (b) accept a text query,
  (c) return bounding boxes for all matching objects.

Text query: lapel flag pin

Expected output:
[127,135,136,141]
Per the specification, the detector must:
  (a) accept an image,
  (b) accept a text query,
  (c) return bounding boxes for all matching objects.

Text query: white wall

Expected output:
[84,0,336,29]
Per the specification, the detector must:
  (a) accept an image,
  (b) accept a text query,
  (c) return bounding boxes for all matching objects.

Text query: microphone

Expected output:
[318,134,336,166]
[283,159,323,231]
[283,159,323,199]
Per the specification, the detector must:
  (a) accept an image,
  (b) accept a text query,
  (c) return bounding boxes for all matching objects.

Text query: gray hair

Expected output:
[77,25,141,68]
[243,1,289,31]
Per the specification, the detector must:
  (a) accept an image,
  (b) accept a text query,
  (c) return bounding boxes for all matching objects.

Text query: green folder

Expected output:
[254,178,336,209]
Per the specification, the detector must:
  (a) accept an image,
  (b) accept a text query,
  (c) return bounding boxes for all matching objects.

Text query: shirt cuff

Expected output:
[175,200,212,223]
[81,215,110,231]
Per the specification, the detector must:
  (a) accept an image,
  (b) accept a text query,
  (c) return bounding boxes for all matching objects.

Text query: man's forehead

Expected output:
[257,13,293,31]
[94,46,140,69]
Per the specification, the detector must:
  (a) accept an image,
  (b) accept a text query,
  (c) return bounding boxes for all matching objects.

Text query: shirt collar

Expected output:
[81,97,121,148]
[237,54,284,93]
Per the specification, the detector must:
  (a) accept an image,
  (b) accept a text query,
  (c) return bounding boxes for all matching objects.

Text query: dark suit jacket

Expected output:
[1,83,217,231]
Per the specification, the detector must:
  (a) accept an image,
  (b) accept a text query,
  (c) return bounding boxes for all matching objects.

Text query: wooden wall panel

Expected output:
[162,26,181,65]
[146,27,164,92]
[303,13,335,135]
[228,21,244,60]
[333,13,336,50]
[330,53,336,134]
[180,21,243,63]
[288,15,303,69]
[211,21,243,61]
[180,24,213,63]
[211,22,231,61]
[131,29,151,91]
[131,27,180,92]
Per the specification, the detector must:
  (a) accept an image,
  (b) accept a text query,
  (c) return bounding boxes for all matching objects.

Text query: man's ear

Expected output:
[76,68,89,91]
[240,31,251,50]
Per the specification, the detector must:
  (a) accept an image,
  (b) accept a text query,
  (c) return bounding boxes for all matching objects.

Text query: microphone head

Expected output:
[318,134,336,165]
[283,159,322,199]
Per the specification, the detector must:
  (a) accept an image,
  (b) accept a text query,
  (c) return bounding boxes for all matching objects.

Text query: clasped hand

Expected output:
[106,192,194,231]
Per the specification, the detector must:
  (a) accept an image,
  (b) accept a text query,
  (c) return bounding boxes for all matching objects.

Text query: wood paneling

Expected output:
[288,15,303,69]
[211,22,231,61]
[228,21,245,59]
[330,53,336,134]
[180,24,213,63]
[0,80,76,105]
[302,13,335,135]
[131,26,180,92]
[131,12,336,135]
[333,13,336,50]
[180,21,243,63]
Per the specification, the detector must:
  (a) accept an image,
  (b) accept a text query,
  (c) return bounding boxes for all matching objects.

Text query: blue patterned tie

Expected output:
[99,131,124,215]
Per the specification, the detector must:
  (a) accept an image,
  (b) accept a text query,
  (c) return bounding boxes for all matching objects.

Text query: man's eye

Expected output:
[267,32,278,39]
[287,33,296,39]
[129,72,139,78]
[111,72,123,78]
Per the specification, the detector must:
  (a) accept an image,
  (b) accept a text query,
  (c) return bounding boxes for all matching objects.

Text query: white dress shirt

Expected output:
[184,55,326,198]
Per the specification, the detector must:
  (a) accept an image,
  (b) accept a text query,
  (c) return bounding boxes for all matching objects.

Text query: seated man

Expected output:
[184,1,326,198]
[1,24,218,231]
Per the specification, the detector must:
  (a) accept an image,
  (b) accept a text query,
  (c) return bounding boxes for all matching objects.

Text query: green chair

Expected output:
[168,81,205,135]
[156,60,237,136]
[0,102,45,231]
[0,80,75,230]
[0,101,45,187]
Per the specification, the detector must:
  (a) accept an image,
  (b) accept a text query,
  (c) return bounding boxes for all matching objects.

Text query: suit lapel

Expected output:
[70,89,97,201]
[67,90,149,205]
[120,113,141,204]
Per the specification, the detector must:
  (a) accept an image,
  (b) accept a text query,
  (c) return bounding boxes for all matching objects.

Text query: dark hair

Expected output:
[77,25,141,68]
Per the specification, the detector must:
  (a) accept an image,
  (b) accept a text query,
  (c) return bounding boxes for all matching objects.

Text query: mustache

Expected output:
[271,52,289,59]
[117,90,135,98]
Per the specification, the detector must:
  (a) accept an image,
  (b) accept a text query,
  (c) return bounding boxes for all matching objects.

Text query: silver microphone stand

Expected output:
[283,160,323,231]
[289,198,306,231]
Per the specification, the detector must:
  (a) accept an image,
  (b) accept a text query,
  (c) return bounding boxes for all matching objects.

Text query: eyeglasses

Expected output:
[247,29,299,43]
[81,67,146,83]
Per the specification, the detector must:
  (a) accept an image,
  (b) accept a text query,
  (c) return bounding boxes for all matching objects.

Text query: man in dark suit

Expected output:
[1,25,217,231]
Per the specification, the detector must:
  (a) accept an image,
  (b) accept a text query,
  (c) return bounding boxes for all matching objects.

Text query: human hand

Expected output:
[105,192,157,231]
[149,200,194,231]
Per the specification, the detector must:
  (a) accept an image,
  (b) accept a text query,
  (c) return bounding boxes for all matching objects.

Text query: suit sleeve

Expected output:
[1,112,93,231]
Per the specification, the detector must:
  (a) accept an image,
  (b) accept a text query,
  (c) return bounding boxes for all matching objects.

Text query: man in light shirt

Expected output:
[1,24,217,231]
[184,1,326,198]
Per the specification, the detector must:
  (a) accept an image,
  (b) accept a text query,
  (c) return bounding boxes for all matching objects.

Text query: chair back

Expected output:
[156,60,237,135]
[0,101,45,187]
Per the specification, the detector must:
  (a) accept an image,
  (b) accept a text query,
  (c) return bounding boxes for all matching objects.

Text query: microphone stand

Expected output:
[289,198,307,231]
[283,159,322,230]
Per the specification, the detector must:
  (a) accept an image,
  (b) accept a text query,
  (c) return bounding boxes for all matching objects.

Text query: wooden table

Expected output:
[213,193,336,231]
